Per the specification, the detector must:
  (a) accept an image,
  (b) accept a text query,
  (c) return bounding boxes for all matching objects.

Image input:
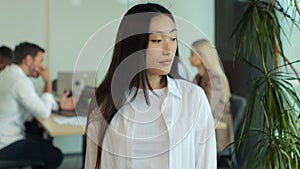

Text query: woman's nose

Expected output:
[162,41,172,54]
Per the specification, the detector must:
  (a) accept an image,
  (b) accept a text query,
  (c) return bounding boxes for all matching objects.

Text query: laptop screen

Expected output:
[74,86,96,116]
[57,71,96,97]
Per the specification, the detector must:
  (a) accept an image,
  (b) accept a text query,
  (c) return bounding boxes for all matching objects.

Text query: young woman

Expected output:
[85,3,216,169]
[189,39,234,151]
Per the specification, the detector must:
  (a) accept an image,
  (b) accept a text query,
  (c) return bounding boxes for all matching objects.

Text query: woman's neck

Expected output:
[146,73,167,89]
[197,65,206,76]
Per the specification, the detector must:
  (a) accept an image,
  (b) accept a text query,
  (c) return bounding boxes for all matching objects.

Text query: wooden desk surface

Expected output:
[38,114,226,137]
[38,114,85,137]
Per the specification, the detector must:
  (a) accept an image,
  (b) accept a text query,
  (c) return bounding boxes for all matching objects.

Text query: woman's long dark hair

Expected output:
[87,3,180,168]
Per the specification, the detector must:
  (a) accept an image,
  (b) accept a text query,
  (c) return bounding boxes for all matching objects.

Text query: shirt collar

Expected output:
[124,76,182,109]
[125,76,182,99]
[11,64,27,77]
[166,76,182,99]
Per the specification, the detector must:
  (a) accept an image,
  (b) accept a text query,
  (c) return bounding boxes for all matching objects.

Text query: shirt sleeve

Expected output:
[85,119,100,169]
[195,91,217,169]
[85,107,111,169]
[13,77,56,119]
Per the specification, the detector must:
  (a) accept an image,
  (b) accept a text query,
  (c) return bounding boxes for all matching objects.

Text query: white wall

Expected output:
[0,0,48,52]
[0,0,214,154]
[0,0,214,80]
[279,2,300,91]
[48,0,215,81]
[279,1,300,67]
[172,0,215,77]
[0,0,49,93]
[48,0,127,78]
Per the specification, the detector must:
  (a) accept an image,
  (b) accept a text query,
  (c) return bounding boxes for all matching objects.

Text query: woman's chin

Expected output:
[148,69,170,76]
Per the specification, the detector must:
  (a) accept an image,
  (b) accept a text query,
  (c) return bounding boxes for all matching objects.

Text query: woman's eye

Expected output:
[150,40,162,43]
[172,38,177,41]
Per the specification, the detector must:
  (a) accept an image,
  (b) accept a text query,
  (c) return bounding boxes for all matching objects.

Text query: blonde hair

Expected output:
[192,39,231,99]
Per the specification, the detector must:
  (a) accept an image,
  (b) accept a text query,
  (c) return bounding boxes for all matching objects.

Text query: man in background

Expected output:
[0,45,13,71]
[0,42,63,169]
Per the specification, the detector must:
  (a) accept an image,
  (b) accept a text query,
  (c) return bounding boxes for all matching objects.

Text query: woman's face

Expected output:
[146,14,177,76]
[189,47,203,67]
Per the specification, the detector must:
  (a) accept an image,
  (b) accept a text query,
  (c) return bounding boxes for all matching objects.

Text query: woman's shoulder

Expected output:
[173,78,206,97]
[206,69,224,79]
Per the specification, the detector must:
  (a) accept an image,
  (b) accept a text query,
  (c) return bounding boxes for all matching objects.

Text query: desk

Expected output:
[37,114,86,168]
[39,114,226,137]
[37,114,85,137]
[38,113,228,168]
[38,114,228,154]
[39,114,227,138]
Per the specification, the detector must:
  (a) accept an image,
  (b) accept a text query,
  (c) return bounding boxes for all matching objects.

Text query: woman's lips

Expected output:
[159,59,172,65]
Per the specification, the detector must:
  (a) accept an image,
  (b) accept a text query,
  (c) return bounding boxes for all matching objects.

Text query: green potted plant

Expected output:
[231,0,300,168]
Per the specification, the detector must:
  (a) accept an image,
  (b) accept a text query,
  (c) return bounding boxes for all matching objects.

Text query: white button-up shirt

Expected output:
[0,64,57,149]
[85,77,217,169]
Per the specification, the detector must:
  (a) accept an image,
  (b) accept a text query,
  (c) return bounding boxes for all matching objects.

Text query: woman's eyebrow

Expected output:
[150,28,177,34]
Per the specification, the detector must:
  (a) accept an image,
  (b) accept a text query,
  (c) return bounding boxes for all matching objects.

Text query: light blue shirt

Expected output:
[0,64,57,149]
[85,77,217,169]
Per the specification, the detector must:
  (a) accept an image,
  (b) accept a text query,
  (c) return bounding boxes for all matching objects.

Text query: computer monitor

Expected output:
[75,86,95,116]
[57,71,96,97]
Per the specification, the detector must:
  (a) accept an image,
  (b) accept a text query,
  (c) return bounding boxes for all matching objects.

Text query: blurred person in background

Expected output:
[0,42,63,169]
[0,45,13,71]
[189,39,234,151]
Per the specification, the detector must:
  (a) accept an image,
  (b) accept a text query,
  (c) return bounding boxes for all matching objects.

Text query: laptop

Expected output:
[54,86,96,117]
[57,71,96,97]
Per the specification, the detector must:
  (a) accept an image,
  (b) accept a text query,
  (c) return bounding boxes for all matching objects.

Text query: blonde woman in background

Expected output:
[189,39,234,151]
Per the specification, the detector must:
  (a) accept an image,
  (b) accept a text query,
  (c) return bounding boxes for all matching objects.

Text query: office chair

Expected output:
[0,160,44,169]
[52,79,57,93]
[218,94,247,168]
